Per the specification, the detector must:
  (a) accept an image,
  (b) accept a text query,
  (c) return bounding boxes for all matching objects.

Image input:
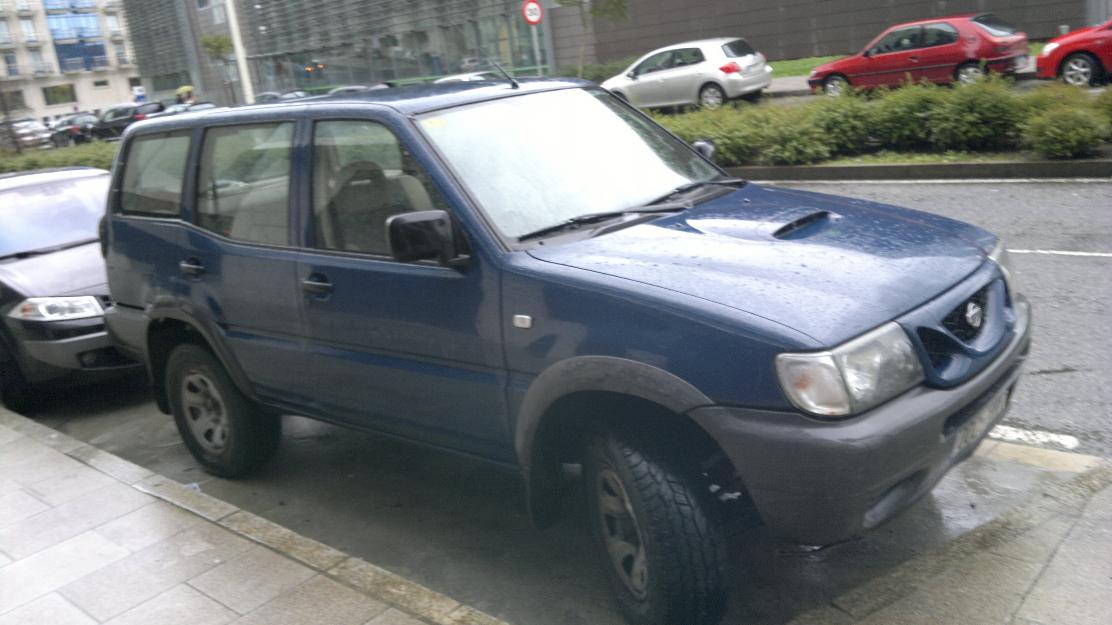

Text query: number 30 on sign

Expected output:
[522,0,543,25]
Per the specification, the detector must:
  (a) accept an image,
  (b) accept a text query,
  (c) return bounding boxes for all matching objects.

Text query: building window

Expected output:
[197,0,210,8]
[113,42,127,64]
[56,41,107,72]
[48,13,100,40]
[1,90,28,110]
[20,18,36,43]
[128,76,141,87]
[3,52,19,77]
[212,3,226,25]
[42,84,77,106]
[93,79,109,88]
[106,14,121,36]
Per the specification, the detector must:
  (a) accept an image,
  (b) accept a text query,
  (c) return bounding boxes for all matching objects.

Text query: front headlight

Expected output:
[1040,42,1059,57]
[776,322,924,417]
[988,239,1014,297]
[7,296,104,322]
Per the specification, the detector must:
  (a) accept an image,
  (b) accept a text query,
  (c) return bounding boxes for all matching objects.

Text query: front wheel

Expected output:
[166,344,281,477]
[584,431,728,625]
[822,75,848,96]
[698,84,726,109]
[0,357,37,414]
[1060,53,1100,86]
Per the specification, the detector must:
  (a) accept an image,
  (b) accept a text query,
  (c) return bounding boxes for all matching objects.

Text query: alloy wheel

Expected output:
[181,372,229,453]
[700,87,724,109]
[957,65,985,84]
[1062,57,1094,86]
[596,467,649,599]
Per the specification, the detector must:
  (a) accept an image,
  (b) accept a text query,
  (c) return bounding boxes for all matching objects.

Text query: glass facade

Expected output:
[244,0,549,92]
[48,9,106,73]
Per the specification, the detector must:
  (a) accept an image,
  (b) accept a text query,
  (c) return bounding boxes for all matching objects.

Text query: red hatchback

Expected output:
[809,13,1029,95]
[1036,18,1112,86]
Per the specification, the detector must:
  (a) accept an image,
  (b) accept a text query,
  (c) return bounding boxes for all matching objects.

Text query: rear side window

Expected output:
[721,39,756,58]
[196,123,293,246]
[922,23,959,46]
[671,48,705,67]
[119,131,191,216]
[971,14,1019,37]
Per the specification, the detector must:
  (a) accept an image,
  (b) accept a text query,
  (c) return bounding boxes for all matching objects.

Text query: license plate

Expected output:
[952,389,1008,458]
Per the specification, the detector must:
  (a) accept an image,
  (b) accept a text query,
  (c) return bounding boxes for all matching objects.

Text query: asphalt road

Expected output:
[26,180,1112,625]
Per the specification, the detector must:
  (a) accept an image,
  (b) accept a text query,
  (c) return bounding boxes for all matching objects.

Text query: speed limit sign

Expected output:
[522,0,543,25]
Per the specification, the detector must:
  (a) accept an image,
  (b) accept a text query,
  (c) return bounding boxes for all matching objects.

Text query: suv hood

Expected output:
[527,184,994,347]
[0,242,108,298]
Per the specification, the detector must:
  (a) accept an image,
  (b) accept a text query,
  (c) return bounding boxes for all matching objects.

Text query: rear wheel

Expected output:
[698,84,726,109]
[166,344,280,477]
[584,430,728,625]
[1060,53,1100,86]
[822,75,848,96]
[956,62,986,84]
[0,357,36,414]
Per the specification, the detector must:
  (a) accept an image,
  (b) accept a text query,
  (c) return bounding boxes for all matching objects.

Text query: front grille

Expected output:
[942,286,989,342]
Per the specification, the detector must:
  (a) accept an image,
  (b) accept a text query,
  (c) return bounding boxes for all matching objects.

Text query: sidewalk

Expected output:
[0,407,506,625]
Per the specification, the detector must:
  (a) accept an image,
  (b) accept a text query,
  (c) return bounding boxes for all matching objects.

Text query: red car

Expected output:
[809,13,1029,95]
[1036,18,1112,86]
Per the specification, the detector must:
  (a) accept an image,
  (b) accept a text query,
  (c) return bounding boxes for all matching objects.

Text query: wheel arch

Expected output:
[1058,50,1105,79]
[697,80,726,104]
[516,356,729,527]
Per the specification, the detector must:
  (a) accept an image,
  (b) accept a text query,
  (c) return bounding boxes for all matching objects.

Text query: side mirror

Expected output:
[387,210,467,267]
[692,139,716,162]
[862,49,873,58]
[626,71,637,80]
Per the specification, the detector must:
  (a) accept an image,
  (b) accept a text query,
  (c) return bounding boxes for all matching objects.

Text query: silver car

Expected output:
[601,37,773,109]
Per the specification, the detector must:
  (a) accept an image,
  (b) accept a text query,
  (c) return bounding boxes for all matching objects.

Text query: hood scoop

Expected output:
[772,209,838,240]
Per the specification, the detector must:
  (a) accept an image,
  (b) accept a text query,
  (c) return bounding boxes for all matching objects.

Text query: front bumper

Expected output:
[5,315,141,385]
[1035,55,1057,80]
[690,295,1032,545]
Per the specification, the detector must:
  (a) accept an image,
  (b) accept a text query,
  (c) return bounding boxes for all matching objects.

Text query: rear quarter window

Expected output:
[722,39,756,58]
[118,131,191,217]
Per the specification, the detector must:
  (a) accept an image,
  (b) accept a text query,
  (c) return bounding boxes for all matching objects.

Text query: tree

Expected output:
[200,34,234,62]
[557,0,628,78]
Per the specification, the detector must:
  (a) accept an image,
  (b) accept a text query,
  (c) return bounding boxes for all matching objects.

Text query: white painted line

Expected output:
[761,178,1112,185]
[1008,249,1112,258]
[989,424,1081,451]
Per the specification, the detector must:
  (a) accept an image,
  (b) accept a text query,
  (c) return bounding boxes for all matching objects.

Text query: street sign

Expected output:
[522,0,543,25]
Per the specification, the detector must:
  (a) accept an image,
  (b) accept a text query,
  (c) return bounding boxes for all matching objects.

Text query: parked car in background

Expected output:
[601,38,773,108]
[147,102,220,120]
[90,101,166,140]
[1,119,52,150]
[49,112,100,147]
[327,84,391,95]
[103,79,1030,625]
[1036,17,1112,86]
[434,71,500,83]
[0,168,140,413]
[809,13,1029,95]
[254,90,311,103]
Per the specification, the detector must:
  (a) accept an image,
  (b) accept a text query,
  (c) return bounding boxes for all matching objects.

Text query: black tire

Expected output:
[822,74,849,96]
[1059,52,1102,87]
[165,343,280,477]
[0,357,37,414]
[584,430,728,625]
[955,61,986,84]
[698,83,726,109]
[52,134,70,148]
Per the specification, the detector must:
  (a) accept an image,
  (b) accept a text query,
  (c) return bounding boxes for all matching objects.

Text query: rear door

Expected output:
[855,25,924,87]
[293,114,510,461]
[916,22,962,83]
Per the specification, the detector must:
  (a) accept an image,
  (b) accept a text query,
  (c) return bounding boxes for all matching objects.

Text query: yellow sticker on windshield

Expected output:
[422,118,445,129]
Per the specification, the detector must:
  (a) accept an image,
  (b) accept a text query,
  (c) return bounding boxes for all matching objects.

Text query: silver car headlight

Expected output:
[7,296,104,322]
[776,322,924,417]
[988,239,1014,297]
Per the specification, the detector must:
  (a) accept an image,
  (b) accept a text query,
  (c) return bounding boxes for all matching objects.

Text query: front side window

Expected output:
[119,131,191,216]
[196,123,293,245]
[634,51,674,76]
[312,120,446,255]
[419,88,718,240]
[870,26,923,55]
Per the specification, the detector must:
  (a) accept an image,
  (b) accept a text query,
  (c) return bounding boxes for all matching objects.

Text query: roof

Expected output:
[0,167,108,193]
[132,78,592,133]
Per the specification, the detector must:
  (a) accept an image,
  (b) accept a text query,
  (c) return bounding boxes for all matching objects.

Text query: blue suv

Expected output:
[104,79,1031,625]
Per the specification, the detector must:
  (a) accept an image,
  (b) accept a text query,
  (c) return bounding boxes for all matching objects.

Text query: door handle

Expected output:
[301,275,334,295]
[909,56,920,62]
[178,259,205,277]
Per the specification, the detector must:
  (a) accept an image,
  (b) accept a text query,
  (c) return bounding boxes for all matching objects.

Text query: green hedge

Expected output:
[0,141,118,174]
[558,57,636,83]
[655,77,1110,165]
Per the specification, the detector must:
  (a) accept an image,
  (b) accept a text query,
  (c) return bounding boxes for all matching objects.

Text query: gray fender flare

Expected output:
[515,356,713,527]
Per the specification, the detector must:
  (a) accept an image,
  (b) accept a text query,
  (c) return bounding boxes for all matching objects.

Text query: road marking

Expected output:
[989,424,1080,450]
[763,178,1112,185]
[1009,249,1112,258]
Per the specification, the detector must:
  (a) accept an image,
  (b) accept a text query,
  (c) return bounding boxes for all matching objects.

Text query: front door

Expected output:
[295,117,510,461]
[627,50,675,107]
[855,25,925,87]
[652,47,706,106]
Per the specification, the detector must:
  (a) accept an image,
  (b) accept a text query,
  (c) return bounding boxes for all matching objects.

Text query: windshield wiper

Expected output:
[647,176,747,205]
[0,238,99,261]
[517,202,691,243]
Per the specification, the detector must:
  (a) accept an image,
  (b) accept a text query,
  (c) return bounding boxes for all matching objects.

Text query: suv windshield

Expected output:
[971,14,1019,37]
[419,88,719,239]
[0,175,108,258]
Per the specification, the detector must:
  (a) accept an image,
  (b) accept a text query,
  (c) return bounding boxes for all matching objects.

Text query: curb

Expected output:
[726,159,1112,181]
[764,71,1040,99]
[0,407,511,625]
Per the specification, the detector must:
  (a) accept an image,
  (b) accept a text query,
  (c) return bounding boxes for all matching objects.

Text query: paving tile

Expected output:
[95,500,204,552]
[102,584,237,625]
[0,477,22,499]
[189,545,316,614]
[0,531,129,614]
[63,522,253,621]
[232,575,387,625]
[0,425,21,446]
[24,464,116,507]
[66,444,153,484]
[0,552,10,568]
[984,442,1102,474]
[0,437,85,487]
[135,475,238,521]
[0,593,96,625]
[1080,484,1112,525]
[0,482,153,559]
[366,608,431,625]
[785,605,857,625]
[989,515,1074,565]
[0,490,50,529]
[1015,518,1112,625]
[331,558,460,619]
[436,605,509,625]
[220,510,346,571]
